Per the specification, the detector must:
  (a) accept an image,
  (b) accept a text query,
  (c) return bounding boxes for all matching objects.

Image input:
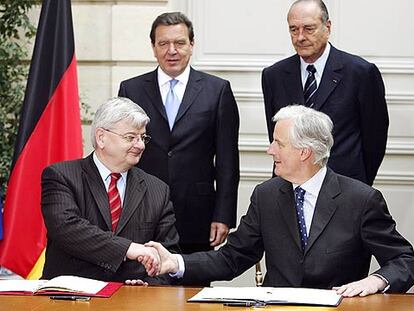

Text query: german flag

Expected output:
[0,0,82,279]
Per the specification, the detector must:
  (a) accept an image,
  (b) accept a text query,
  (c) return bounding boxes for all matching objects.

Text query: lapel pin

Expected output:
[332,79,338,83]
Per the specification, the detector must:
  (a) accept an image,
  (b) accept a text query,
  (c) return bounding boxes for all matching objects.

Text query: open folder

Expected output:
[188,286,343,307]
[0,275,122,298]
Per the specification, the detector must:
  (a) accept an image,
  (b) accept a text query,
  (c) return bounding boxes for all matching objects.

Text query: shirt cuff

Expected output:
[371,273,390,292]
[169,254,185,278]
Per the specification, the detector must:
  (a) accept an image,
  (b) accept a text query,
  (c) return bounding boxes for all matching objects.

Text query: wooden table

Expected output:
[1,286,413,310]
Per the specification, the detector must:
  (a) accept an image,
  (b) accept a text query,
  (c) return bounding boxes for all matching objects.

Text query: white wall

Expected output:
[38,0,414,287]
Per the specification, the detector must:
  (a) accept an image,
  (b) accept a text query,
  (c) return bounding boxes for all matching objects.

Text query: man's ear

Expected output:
[300,147,312,161]
[95,128,106,149]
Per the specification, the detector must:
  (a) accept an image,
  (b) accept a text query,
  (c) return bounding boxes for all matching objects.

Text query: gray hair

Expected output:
[91,97,150,148]
[290,0,330,23]
[272,105,333,167]
[150,12,194,44]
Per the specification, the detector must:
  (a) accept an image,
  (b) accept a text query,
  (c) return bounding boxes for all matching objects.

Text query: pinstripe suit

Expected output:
[41,153,179,283]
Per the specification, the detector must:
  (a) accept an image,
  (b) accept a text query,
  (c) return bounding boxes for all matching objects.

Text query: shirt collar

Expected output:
[300,42,331,76]
[92,152,128,183]
[157,65,191,87]
[293,166,327,198]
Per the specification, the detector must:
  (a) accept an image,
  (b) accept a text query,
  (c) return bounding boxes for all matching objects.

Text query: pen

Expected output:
[50,295,91,301]
[223,301,265,307]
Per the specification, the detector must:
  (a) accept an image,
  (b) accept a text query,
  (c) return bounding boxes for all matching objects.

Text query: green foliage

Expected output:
[0,1,38,194]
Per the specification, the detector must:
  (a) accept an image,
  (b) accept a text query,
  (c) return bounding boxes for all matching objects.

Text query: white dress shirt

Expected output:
[293,166,327,236]
[157,65,191,105]
[93,152,128,204]
[300,43,331,90]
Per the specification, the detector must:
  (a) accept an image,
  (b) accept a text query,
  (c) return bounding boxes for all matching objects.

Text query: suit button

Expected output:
[167,151,173,157]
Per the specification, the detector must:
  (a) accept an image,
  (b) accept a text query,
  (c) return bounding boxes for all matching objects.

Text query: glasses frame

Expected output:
[102,128,151,145]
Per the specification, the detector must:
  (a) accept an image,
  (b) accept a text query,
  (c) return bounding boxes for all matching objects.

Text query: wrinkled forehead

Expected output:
[288,2,323,24]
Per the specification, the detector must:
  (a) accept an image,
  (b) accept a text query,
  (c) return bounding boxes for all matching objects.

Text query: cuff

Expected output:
[371,273,390,292]
[169,254,185,279]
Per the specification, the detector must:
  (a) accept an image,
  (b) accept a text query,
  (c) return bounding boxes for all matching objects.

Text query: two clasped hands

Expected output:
[126,242,387,298]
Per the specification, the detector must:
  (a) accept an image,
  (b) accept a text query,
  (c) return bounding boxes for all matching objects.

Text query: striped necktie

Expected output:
[108,173,122,231]
[304,64,317,107]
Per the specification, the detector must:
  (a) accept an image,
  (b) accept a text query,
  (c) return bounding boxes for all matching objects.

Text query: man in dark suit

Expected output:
[262,0,388,186]
[143,105,414,297]
[41,97,180,283]
[118,12,239,254]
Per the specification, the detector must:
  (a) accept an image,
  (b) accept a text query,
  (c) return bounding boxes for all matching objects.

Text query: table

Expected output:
[1,286,413,310]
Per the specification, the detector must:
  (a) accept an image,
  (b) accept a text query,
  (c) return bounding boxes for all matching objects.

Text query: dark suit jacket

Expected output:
[41,154,180,283]
[182,168,414,292]
[118,67,240,245]
[262,44,389,185]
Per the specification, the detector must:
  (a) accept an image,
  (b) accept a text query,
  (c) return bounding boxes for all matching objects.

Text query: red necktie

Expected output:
[108,173,122,231]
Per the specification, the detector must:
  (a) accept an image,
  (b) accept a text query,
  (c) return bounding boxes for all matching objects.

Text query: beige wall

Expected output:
[30,0,414,287]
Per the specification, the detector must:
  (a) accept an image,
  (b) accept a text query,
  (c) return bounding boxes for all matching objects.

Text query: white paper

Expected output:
[189,286,342,306]
[37,275,107,294]
[0,275,107,295]
[0,280,47,293]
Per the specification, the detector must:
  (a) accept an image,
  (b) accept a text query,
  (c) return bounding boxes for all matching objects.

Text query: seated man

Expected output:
[143,105,414,296]
[41,97,179,283]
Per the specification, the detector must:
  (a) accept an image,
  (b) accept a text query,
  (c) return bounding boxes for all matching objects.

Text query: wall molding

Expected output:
[232,91,414,106]
[240,168,414,186]
[239,137,414,156]
[192,59,414,74]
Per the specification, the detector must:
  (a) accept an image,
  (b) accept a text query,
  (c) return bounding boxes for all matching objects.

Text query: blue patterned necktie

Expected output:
[303,64,317,107]
[165,79,180,130]
[294,186,308,251]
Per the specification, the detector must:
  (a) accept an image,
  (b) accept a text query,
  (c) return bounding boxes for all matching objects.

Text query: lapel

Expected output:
[282,55,305,105]
[82,154,112,230]
[173,67,203,126]
[305,168,341,254]
[277,180,302,251]
[115,168,147,234]
[312,45,343,111]
[143,69,168,123]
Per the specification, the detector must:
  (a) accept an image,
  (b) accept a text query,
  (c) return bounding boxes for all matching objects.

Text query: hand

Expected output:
[126,242,160,276]
[144,241,179,276]
[209,222,229,247]
[125,279,148,286]
[333,275,387,297]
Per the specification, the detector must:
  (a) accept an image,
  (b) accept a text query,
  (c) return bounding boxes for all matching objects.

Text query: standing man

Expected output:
[262,0,388,185]
[119,12,240,254]
[144,106,414,297]
[41,97,179,283]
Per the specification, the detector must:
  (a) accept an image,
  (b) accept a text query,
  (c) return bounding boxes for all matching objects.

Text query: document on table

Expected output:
[0,275,122,297]
[188,286,343,307]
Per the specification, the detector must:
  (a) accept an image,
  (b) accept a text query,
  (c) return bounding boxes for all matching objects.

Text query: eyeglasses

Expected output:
[103,128,151,145]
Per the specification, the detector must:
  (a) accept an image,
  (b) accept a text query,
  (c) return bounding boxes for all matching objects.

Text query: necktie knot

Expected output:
[110,173,121,182]
[306,64,316,75]
[169,79,178,88]
[294,186,306,201]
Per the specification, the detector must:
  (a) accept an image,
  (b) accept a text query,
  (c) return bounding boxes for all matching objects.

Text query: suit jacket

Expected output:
[262,44,389,185]
[41,154,180,283]
[118,67,240,245]
[182,168,414,292]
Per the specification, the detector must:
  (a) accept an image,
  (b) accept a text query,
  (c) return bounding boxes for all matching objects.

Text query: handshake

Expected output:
[126,241,178,277]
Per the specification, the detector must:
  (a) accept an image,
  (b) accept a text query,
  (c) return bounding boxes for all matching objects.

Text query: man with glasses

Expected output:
[118,12,239,257]
[41,97,180,283]
[262,0,388,186]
